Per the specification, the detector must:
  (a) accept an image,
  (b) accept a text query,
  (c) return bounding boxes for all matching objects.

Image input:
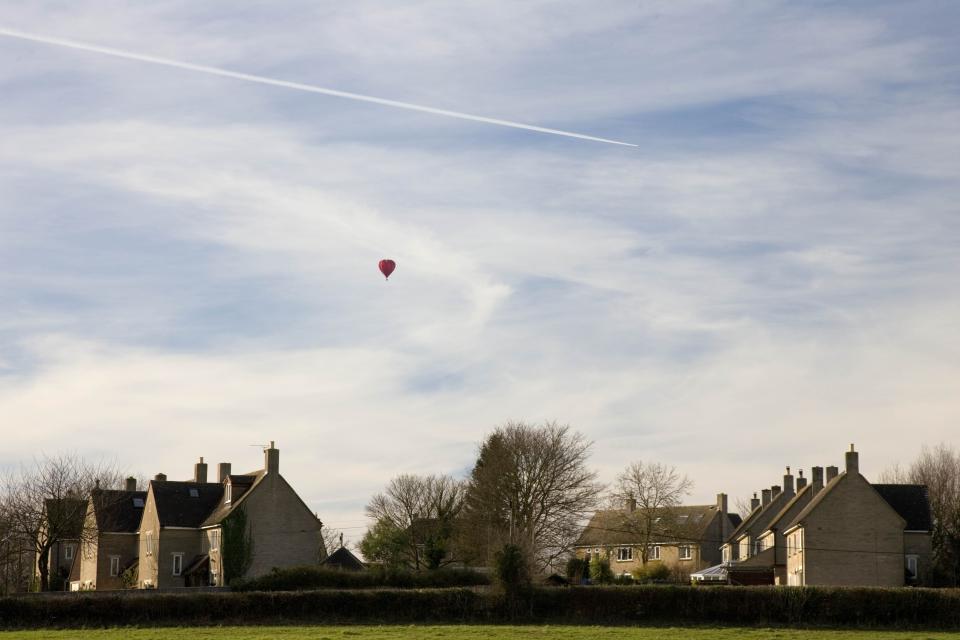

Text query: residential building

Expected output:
[574,493,741,580]
[36,495,86,591]
[719,445,933,587]
[137,442,324,588]
[72,478,146,590]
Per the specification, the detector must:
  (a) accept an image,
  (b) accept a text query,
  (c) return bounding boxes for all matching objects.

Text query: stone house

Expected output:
[574,494,741,580]
[721,445,933,587]
[72,478,146,590]
[137,442,323,588]
[36,496,86,591]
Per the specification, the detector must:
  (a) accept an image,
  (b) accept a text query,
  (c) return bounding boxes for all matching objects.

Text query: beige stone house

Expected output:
[72,479,146,590]
[574,494,741,580]
[721,445,933,587]
[137,442,323,588]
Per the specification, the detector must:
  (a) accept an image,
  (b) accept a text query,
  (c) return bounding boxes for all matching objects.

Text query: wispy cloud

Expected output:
[1,1,959,540]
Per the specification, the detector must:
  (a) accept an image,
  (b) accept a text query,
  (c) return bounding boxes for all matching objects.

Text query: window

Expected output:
[145,531,155,556]
[210,530,220,552]
[679,545,692,560]
[616,547,633,561]
[132,498,145,508]
[189,488,199,498]
[722,546,730,563]
[172,553,184,576]
[109,556,120,577]
[649,545,661,560]
[64,544,75,560]
[906,555,919,580]
[225,483,232,504]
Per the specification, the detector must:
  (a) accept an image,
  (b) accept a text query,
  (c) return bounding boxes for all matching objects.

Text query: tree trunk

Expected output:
[37,546,50,592]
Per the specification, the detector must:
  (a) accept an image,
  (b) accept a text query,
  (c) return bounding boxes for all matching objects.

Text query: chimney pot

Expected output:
[750,492,760,511]
[845,445,859,474]
[826,465,839,482]
[265,441,280,474]
[783,467,795,494]
[194,458,209,484]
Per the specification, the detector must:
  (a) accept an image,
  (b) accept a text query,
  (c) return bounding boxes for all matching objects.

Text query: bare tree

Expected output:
[881,443,960,586]
[734,496,754,520]
[608,461,693,563]
[363,473,465,569]
[0,454,123,591]
[459,421,602,571]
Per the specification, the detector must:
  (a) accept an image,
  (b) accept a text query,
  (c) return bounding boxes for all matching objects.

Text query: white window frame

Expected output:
[172,553,184,576]
[679,545,692,560]
[210,530,220,552]
[906,555,919,579]
[616,546,633,562]
[145,531,154,556]
[225,483,232,504]
[649,545,661,560]
[109,556,121,577]
[64,543,75,560]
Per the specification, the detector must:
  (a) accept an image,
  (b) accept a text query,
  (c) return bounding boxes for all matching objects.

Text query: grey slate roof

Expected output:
[871,484,933,531]
[91,490,147,533]
[150,481,224,528]
[201,471,266,527]
[575,504,727,547]
[323,546,365,571]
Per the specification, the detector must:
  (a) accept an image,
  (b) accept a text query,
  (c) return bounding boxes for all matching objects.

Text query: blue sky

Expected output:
[1,1,958,542]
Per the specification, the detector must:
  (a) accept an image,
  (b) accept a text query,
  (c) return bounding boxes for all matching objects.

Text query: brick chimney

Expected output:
[796,469,807,490]
[717,493,729,540]
[826,465,839,483]
[154,473,167,482]
[783,467,794,494]
[761,489,771,506]
[218,462,232,483]
[750,492,760,511]
[194,457,208,484]
[125,477,137,491]
[845,443,859,474]
[771,485,782,500]
[265,441,279,475]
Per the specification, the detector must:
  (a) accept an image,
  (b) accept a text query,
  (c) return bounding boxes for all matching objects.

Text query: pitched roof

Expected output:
[725,489,793,544]
[761,483,815,534]
[323,546,365,571]
[575,504,725,547]
[782,473,845,532]
[200,470,266,527]
[871,484,932,531]
[150,481,224,528]
[91,490,147,533]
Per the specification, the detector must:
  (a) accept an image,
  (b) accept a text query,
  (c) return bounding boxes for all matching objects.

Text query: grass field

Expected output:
[0,627,957,640]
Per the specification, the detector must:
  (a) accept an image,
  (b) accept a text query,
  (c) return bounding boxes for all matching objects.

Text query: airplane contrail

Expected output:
[0,26,637,147]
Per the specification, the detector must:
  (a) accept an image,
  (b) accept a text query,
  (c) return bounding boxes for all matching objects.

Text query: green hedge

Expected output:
[232,566,489,591]
[2,586,960,629]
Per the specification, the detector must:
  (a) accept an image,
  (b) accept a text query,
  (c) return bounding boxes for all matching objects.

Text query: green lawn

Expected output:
[0,627,957,640]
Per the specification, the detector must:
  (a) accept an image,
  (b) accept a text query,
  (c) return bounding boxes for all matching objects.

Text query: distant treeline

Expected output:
[2,585,960,629]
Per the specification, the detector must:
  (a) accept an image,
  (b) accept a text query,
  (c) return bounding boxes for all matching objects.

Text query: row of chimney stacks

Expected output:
[748,444,860,513]
[149,442,279,485]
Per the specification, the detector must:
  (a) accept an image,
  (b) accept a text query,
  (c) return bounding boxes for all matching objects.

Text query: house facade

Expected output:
[73,478,146,590]
[574,493,741,580]
[722,445,933,587]
[137,442,324,588]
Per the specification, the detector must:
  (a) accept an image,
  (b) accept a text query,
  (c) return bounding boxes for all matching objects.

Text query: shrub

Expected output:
[232,566,488,592]
[589,556,613,584]
[565,557,588,584]
[632,562,671,583]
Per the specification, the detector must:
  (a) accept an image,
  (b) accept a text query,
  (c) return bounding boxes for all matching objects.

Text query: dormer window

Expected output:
[133,498,145,508]
[189,488,199,498]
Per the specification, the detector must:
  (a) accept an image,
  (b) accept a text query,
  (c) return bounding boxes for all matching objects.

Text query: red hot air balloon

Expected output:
[379,259,396,280]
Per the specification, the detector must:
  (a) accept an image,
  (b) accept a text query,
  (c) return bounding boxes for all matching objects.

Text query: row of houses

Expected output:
[41,442,334,590]
[573,445,933,587]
